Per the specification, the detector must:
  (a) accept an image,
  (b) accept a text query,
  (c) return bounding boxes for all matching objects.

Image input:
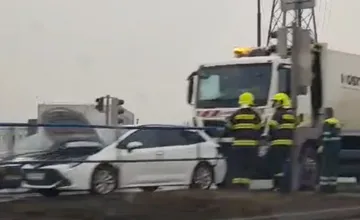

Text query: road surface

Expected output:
[0,179,275,202]
[0,178,358,203]
[4,190,360,220]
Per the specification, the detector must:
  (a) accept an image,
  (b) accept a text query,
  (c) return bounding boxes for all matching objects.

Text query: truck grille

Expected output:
[203,120,226,127]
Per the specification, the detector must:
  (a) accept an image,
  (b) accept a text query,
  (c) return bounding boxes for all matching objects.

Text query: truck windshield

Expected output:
[278,67,291,97]
[197,63,272,108]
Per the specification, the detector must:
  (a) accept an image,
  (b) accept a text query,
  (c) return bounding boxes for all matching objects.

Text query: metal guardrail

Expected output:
[0,122,224,131]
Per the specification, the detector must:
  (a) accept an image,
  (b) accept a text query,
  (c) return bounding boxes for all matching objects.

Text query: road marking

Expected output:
[222,206,360,220]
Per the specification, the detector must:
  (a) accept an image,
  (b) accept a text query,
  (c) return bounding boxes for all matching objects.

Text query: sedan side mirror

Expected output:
[126,141,143,152]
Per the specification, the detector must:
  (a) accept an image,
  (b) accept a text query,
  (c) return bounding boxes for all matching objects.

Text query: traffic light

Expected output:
[116,98,125,124]
[95,97,104,112]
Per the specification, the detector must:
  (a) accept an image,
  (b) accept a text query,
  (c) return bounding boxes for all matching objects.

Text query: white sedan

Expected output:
[21,125,227,197]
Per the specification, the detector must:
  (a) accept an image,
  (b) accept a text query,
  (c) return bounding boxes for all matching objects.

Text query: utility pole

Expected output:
[278,0,315,192]
[257,0,262,47]
[267,0,317,46]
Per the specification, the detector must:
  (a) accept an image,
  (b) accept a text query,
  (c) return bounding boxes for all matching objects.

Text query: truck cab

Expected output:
[187,46,322,142]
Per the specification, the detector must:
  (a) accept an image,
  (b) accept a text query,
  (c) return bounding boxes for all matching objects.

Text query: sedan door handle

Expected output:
[156,151,164,156]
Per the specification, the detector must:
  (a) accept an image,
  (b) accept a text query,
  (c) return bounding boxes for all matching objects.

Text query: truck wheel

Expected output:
[299,146,319,191]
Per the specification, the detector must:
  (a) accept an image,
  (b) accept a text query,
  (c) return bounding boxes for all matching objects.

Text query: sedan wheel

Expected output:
[190,163,214,190]
[91,166,117,195]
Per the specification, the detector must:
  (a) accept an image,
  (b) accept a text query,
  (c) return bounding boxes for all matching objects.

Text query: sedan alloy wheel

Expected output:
[92,168,117,195]
[191,164,214,189]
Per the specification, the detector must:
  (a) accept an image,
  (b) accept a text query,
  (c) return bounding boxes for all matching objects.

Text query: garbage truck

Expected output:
[186,43,360,187]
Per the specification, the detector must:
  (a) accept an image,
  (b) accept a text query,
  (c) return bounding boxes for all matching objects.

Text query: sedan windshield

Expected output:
[196,63,272,108]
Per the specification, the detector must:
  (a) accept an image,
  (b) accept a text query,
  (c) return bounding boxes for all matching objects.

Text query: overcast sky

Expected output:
[0,0,356,123]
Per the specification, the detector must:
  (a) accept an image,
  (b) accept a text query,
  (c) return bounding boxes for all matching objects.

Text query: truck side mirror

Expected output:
[187,73,195,105]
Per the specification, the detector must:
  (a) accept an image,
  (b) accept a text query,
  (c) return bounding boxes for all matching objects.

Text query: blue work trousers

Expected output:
[227,146,258,188]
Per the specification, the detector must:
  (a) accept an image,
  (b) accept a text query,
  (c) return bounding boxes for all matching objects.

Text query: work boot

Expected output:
[319,185,332,193]
[273,176,281,189]
[239,183,250,191]
[327,185,337,194]
[230,183,249,191]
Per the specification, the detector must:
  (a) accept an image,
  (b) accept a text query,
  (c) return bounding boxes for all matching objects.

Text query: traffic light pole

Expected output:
[105,95,111,126]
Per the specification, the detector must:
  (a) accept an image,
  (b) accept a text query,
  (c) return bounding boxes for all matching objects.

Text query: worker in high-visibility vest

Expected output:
[318,107,341,193]
[225,92,263,189]
[267,93,296,191]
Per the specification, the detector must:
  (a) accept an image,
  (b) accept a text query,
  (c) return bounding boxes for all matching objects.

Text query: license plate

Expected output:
[4,175,22,180]
[26,172,45,180]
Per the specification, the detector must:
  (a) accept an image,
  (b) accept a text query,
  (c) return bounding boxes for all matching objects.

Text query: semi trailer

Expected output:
[187,43,360,187]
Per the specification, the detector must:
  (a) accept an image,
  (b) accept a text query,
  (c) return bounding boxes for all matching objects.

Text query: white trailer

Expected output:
[321,49,360,131]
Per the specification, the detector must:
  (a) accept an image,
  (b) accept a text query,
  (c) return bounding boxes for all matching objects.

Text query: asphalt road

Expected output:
[0,186,196,202]
[0,178,358,203]
[0,180,273,201]
[5,190,360,220]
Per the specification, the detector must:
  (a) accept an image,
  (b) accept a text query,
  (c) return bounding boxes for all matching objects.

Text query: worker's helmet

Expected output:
[283,98,292,108]
[272,93,290,108]
[238,92,255,107]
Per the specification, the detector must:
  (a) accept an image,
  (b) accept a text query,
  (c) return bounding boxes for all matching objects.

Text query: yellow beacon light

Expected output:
[233,47,253,58]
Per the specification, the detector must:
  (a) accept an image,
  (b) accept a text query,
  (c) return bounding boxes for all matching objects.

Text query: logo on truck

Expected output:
[341,74,360,88]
